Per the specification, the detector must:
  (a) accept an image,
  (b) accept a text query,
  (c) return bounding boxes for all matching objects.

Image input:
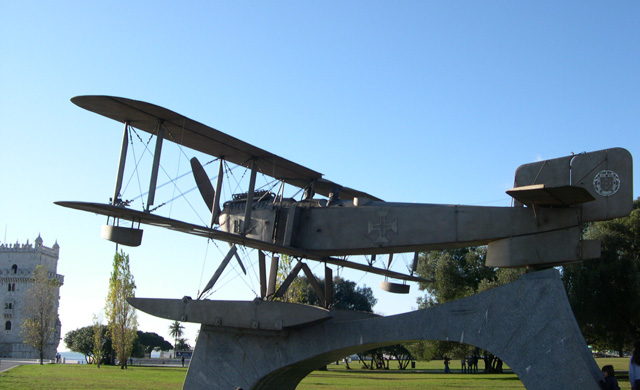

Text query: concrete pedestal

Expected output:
[184,269,602,390]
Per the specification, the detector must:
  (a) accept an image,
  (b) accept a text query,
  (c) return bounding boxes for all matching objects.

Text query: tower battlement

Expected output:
[0,235,63,359]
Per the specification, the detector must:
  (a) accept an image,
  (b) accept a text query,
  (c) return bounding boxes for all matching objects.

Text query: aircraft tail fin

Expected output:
[508,148,633,222]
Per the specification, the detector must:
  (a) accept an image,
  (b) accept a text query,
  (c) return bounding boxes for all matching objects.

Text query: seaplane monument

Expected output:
[57,95,633,389]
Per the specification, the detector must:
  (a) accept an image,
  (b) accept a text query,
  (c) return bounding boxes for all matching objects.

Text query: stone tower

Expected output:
[0,235,64,359]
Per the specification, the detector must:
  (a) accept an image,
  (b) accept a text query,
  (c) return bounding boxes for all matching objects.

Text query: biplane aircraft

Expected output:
[57,96,633,328]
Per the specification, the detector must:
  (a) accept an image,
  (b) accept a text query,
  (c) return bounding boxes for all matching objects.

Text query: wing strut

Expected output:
[324,266,333,309]
[112,121,129,205]
[243,159,258,235]
[411,252,419,276]
[146,121,165,211]
[198,244,238,299]
[232,245,247,275]
[258,251,267,298]
[100,120,144,246]
[301,263,326,307]
[273,261,304,299]
[272,261,334,309]
[211,158,224,226]
[266,255,279,297]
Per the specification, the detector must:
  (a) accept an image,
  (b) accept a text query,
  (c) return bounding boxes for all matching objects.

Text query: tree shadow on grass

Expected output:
[307,371,523,382]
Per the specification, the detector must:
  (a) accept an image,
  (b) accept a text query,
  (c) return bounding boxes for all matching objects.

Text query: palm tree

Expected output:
[175,338,191,351]
[168,321,185,353]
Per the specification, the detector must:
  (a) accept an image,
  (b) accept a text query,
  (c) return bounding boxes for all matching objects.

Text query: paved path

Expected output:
[0,359,48,373]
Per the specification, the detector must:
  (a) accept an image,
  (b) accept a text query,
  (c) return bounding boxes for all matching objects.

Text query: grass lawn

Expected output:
[0,365,185,390]
[0,358,630,389]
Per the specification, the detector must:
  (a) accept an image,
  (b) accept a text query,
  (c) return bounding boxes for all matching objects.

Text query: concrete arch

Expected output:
[184,269,602,390]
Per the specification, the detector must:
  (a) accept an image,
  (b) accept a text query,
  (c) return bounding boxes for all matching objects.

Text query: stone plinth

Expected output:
[183,269,601,390]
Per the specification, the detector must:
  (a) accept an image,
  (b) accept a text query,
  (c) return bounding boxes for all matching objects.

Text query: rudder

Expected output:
[510,148,633,222]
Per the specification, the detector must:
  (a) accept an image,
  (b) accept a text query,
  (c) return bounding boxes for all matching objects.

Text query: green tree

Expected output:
[357,344,413,370]
[132,331,173,358]
[175,337,191,351]
[168,321,185,353]
[385,344,413,370]
[300,274,388,370]
[296,276,377,312]
[405,340,439,362]
[414,247,524,371]
[332,277,377,312]
[106,250,138,369]
[63,325,96,363]
[21,264,60,364]
[64,323,113,366]
[92,315,106,368]
[563,199,640,355]
[274,255,306,303]
[279,272,378,369]
[416,247,498,304]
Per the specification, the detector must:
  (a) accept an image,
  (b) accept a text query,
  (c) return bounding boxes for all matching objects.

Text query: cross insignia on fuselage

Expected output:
[368,209,397,244]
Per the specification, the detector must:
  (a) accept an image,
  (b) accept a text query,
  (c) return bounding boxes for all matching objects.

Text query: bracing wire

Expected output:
[256,178,279,193]
[203,258,258,300]
[290,186,304,199]
[227,161,247,196]
[168,124,186,219]
[148,162,207,225]
[197,239,224,299]
[113,125,313,301]
[355,266,369,285]
[114,128,207,225]
[126,161,235,205]
[197,233,260,299]
[237,246,259,295]
[126,128,147,210]
[399,253,412,274]
[198,240,211,293]
[121,127,154,207]
[196,167,297,300]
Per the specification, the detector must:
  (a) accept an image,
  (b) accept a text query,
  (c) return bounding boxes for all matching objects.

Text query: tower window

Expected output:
[5,321,11,331]
[11,264,17,274]
[7,283,15,292]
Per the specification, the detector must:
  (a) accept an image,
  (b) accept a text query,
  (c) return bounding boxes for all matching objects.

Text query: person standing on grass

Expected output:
[599,365,620,390]
[630,341,640,390]
[444,356,450,373]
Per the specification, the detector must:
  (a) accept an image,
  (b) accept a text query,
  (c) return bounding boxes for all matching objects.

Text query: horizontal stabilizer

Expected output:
[506,184,595,207]
[486,227,600,268]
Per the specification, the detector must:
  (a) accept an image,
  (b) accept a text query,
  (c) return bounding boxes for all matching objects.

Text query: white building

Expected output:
[0,235,63,359]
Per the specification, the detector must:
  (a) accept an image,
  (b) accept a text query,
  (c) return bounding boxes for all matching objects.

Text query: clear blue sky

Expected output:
[1,2,638,350]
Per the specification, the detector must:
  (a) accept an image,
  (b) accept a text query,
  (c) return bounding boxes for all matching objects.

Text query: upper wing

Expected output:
[72,95,381,201]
